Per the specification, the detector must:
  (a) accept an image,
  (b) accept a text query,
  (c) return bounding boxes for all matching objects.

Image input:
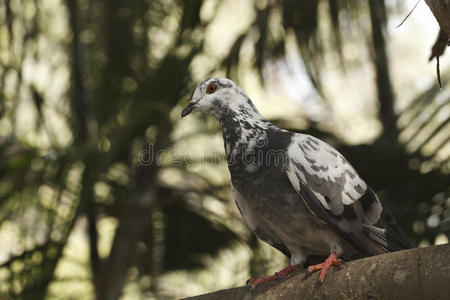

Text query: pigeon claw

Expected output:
[306,252,342,283]
[246,264,302,289]
[275,264,302,278]
[247,275,277,290]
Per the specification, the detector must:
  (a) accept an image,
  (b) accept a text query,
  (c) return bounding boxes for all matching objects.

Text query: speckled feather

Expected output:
[182,77,411,265]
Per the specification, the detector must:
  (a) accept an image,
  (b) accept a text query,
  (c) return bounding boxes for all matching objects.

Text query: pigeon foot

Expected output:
[306,251,341,282]
[247,264,302,289]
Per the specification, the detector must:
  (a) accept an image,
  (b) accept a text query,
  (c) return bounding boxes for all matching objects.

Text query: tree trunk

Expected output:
[369,0,398,139]
[183,244,450,300]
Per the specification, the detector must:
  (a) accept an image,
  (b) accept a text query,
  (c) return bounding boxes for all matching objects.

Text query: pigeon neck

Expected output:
[219,108,267,158]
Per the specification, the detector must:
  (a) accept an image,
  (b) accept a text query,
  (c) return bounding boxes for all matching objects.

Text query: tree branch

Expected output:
[424,0,450,38]
[425,0,450,87]
[183,244,450,300]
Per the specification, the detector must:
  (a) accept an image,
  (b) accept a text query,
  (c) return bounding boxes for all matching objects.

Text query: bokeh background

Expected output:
[0,0,449,299]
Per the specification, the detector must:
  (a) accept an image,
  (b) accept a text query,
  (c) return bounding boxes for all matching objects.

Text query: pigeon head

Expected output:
[181,77,262,120]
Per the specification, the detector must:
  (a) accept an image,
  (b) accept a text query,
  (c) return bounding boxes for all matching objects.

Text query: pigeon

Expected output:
[181,77,411,289]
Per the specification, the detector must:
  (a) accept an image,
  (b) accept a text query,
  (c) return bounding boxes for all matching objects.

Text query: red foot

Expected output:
[306,252,342,282]
[247,264,302,289]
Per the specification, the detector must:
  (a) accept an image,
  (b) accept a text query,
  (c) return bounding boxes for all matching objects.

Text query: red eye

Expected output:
[207,83,217,94]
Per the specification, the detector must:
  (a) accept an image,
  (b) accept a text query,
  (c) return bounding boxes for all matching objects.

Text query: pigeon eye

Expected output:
[206,83,217,94]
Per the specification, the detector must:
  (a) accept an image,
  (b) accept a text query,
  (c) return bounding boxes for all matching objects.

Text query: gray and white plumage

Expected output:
[182,77,411,267]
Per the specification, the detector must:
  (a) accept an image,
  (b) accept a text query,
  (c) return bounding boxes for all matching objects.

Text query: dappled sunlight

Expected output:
[0,0,448,299]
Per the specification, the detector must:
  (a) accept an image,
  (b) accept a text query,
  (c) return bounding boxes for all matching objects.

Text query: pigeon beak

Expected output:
[181,102,196,118]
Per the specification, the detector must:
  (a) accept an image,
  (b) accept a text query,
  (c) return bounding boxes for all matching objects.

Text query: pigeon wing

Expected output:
[285,134,409,255]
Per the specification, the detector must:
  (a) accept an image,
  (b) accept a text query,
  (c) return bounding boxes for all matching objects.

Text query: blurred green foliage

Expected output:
[0,0,448,299]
